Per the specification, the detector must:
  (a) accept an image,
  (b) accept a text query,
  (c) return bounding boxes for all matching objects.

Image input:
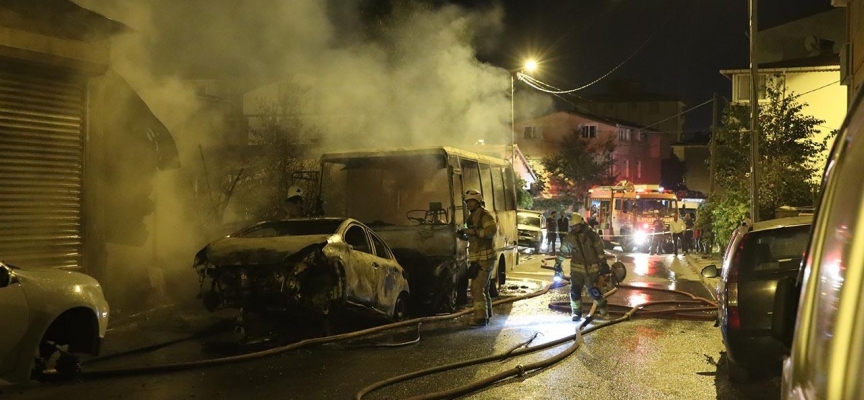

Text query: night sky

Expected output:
[457,0,835,135]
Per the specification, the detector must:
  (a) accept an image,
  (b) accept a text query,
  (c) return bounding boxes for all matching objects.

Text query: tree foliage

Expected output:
[220,84,318,224]
[515,176,534,209]
[707,79,828,249]
[541,132,616,201]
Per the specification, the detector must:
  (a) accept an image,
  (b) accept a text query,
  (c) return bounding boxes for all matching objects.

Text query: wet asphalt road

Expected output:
[1,250,781,400]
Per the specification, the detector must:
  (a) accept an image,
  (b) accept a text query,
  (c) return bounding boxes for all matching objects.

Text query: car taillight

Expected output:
[726,235,747,330]
[728,302,740,330]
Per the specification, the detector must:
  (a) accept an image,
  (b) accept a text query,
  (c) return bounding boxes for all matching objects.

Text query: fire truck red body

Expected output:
[585,181,679,253]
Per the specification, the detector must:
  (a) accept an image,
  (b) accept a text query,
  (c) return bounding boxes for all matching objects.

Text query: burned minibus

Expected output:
[315,147,519,313]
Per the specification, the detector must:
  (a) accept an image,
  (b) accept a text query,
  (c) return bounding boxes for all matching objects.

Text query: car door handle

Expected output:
[372,262,379,269]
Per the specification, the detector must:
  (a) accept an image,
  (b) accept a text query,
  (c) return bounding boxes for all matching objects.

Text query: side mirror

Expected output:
[701,264,719,278]
[771,276,800,350]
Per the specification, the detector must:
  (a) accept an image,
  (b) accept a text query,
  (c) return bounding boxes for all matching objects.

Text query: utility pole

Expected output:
[511,74,515,165]
[709,93,719,196]
[748,0,760,223]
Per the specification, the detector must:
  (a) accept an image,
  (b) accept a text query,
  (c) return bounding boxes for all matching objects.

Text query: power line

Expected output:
[641,98,714,130]
[792,80,839,98]
[516,7,677,94]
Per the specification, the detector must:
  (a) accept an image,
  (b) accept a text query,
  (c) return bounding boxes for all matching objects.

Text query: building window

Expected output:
[623,159,630,178]
[635,130,644,141]
[523,126,543,140]
[637,160,642,179]
[734,73,785,102]
[580,125,597,139]
[618,129,631,141]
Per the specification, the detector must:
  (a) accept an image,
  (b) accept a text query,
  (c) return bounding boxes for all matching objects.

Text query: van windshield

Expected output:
[319,153,450,226]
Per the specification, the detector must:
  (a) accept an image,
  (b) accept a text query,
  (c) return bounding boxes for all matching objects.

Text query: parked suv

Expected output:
[771,86,864,399]
[702,215,812,382]
[517,210,546,253]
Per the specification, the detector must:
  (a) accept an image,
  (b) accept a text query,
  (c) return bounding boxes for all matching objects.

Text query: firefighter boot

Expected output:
[571,300,583,321]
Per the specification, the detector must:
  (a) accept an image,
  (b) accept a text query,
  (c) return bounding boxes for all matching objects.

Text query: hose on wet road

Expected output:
[73,279,554,380]
[355,283,717,400]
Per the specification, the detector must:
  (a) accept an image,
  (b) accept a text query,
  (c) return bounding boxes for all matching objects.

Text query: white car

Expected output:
[0,261,109,384]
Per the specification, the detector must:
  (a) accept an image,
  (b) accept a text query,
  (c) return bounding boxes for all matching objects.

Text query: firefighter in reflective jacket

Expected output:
[462,189,498,327]
[554,213,610,321]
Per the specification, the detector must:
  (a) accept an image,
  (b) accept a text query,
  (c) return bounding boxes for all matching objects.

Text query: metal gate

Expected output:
[0,64,86,269]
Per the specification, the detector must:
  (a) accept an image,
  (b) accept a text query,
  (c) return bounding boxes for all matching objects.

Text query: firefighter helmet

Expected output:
[286,185,305,200]
[464,189,483,203]
[569,213,587,226]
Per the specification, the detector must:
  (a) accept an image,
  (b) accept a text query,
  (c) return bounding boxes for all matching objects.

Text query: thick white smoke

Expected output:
[73,0,553,312]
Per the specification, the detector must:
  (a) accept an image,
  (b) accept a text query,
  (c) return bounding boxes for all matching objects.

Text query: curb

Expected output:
[684,253,722,300]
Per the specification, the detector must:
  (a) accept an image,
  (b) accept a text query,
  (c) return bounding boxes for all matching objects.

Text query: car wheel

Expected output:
[33,341,79,382]
[727,357,750,383]
[620,241,633,253]
[392,292,409,321]
[439,278,459,313]
[489,278,499,298]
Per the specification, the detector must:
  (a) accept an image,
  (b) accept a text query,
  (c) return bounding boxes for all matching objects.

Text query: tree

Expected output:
[515,177,534,209]
[660,152,686,191]
[541,132,616,208]
[708,80,829,249]
[218,83,319,225]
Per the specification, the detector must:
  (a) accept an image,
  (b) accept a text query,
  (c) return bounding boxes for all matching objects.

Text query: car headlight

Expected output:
[633,230,647,245]
[193,247,211,269]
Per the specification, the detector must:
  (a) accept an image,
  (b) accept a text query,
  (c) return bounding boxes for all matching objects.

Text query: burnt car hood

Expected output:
[205,234,331,266]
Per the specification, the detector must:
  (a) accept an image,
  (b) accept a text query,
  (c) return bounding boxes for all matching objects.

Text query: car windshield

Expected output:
[234,220,344,238]
[517,213,541,226]
[739,224,811,275]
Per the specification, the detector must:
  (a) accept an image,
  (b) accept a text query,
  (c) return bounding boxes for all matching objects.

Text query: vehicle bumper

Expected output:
[723,330,787,371]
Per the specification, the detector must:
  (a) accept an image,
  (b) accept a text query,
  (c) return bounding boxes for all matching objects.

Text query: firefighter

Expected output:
[276,185,305,219]
[554,213,610,321]
[461,189,498,327]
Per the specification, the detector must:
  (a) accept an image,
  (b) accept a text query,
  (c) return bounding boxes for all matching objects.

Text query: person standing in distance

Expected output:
[553,214,610,321]
[669,213,686,256]
[557,213,569,241]
[546,211,558,253]
[462,189,498,327]
[276,185,305,219]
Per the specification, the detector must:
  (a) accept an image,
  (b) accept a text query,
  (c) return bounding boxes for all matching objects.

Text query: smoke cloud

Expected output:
[73,0,552,312]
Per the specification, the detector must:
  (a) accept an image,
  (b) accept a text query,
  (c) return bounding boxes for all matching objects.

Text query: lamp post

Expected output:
[511,59,538,163]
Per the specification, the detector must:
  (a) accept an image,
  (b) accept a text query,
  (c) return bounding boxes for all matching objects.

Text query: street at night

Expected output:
[1,1,862,399]
[2,251,780,399]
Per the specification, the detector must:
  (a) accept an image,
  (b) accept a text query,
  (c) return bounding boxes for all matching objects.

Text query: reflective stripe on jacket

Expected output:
[467,207,497,262]
[556,228,605,266]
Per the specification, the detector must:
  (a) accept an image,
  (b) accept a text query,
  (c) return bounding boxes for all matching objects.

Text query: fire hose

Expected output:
[73,271,717,400]
[74,279,555,379]
[355,282,717,399]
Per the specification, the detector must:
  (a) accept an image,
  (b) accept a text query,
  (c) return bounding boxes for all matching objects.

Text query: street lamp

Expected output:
[511,59,538,163]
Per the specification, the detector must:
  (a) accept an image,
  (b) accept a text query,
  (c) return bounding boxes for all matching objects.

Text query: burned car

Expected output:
[193,218,410,323]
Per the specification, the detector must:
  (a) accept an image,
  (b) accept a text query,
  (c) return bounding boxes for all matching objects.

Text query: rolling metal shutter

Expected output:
[0,65,85,269]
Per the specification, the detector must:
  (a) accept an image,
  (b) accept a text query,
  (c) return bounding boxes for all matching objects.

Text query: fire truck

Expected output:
[585,181,679,253]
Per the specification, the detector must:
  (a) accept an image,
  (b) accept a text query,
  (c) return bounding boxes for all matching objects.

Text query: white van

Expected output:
[773,86,864,399]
